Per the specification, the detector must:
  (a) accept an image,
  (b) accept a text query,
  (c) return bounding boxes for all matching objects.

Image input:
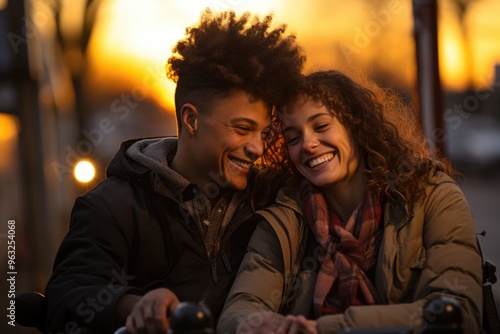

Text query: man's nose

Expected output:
[244,133,265,161]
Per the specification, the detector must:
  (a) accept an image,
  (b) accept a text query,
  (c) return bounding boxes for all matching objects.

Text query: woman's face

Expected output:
[281,97,365,190]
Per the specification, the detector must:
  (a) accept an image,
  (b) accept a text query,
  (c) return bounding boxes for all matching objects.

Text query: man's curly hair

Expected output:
[267,70,454,206]
[166,9,306,131]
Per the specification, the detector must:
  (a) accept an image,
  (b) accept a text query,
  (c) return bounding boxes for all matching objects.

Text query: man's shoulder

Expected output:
[79,176,145,208]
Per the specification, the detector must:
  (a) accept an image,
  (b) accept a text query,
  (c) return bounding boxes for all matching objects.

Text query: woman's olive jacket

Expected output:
[218,171,483,334]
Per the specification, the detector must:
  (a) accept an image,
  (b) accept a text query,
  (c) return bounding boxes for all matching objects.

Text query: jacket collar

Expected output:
[274,185,304,215]
[384,189,413,229]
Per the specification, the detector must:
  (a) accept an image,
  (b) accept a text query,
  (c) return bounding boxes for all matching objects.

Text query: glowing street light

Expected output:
[74,160,96,183]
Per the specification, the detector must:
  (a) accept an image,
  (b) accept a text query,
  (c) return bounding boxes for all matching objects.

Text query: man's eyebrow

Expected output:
[229,118,258,125]
[229,118,273,131]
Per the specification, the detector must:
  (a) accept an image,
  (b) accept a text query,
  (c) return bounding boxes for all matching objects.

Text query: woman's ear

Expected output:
[180,103,198,136]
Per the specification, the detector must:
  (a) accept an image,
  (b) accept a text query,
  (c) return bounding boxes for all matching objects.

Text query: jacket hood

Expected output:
[106,137,190,201]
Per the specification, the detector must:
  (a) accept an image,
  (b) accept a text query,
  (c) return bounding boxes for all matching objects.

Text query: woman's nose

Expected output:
[302,133,318,153]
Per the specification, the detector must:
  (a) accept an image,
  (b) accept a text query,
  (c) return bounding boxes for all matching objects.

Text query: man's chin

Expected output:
[227,177,248,192]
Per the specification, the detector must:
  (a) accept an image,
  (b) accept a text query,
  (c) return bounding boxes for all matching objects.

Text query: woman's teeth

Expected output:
[308,153,334,168]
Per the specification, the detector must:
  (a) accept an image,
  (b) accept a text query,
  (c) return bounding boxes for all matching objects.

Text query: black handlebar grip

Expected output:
[422,296,463,333]
[169,302,214,334]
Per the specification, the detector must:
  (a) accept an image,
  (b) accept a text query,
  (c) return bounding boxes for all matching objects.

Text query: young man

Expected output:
[44,9,305,334]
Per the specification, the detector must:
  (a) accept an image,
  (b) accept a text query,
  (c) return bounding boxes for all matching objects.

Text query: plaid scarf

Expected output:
[300,181,384,316]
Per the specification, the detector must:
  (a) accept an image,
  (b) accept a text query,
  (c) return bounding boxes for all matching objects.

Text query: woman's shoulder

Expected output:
[424,170,464,199]
[428,170,456,184]
[256,184,304,234]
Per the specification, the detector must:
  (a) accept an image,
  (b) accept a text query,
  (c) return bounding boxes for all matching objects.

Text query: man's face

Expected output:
[191,91,270,194]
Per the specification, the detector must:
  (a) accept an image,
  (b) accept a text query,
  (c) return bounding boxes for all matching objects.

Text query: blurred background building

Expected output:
[0,0,499,332]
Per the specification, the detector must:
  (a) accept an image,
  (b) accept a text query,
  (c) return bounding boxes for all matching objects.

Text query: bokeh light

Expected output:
[0,113,19,171]
[74,160,96,183]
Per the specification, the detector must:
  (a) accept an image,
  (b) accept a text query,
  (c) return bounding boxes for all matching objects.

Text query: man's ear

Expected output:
[180,103,198,136]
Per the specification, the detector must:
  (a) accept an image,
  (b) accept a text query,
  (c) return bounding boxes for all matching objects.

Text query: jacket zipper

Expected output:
[217,200,249,259]
[199,200,247,305]
[221,252,232,273]
[199,256,217,305]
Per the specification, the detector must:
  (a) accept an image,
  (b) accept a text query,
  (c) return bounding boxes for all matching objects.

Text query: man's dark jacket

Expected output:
[44,137,260,333]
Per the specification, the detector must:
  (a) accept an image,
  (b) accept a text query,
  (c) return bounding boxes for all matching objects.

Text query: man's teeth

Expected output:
[308,153,334,168]
[231,158,252,169]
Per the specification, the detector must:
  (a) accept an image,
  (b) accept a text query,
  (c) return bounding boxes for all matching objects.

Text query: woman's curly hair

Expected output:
[166,9,306,130]
[265,70,454,206]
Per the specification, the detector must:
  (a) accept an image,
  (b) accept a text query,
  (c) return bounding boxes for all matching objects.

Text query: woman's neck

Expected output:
[322,169,367,224]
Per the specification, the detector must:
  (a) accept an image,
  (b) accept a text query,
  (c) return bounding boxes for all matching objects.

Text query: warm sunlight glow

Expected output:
[281,1,415,87]
[282,2,369,72]
[86,0,283,112]
[438,1,469,91]
[466,0,500,89]
[86,0,179,111]
[74,160,96,183]
[439,32,468,90]
[175,0,281,16]
[84,0,500,100]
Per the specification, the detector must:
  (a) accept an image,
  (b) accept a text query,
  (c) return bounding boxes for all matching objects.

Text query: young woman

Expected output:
[217,70,482,334]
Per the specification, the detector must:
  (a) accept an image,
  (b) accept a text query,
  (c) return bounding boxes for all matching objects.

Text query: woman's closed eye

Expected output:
[285,134,301,145]
[314,123,330,132]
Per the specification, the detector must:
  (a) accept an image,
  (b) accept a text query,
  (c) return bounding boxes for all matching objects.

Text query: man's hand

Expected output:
[124,288,180,334]
[238,313,317,334]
